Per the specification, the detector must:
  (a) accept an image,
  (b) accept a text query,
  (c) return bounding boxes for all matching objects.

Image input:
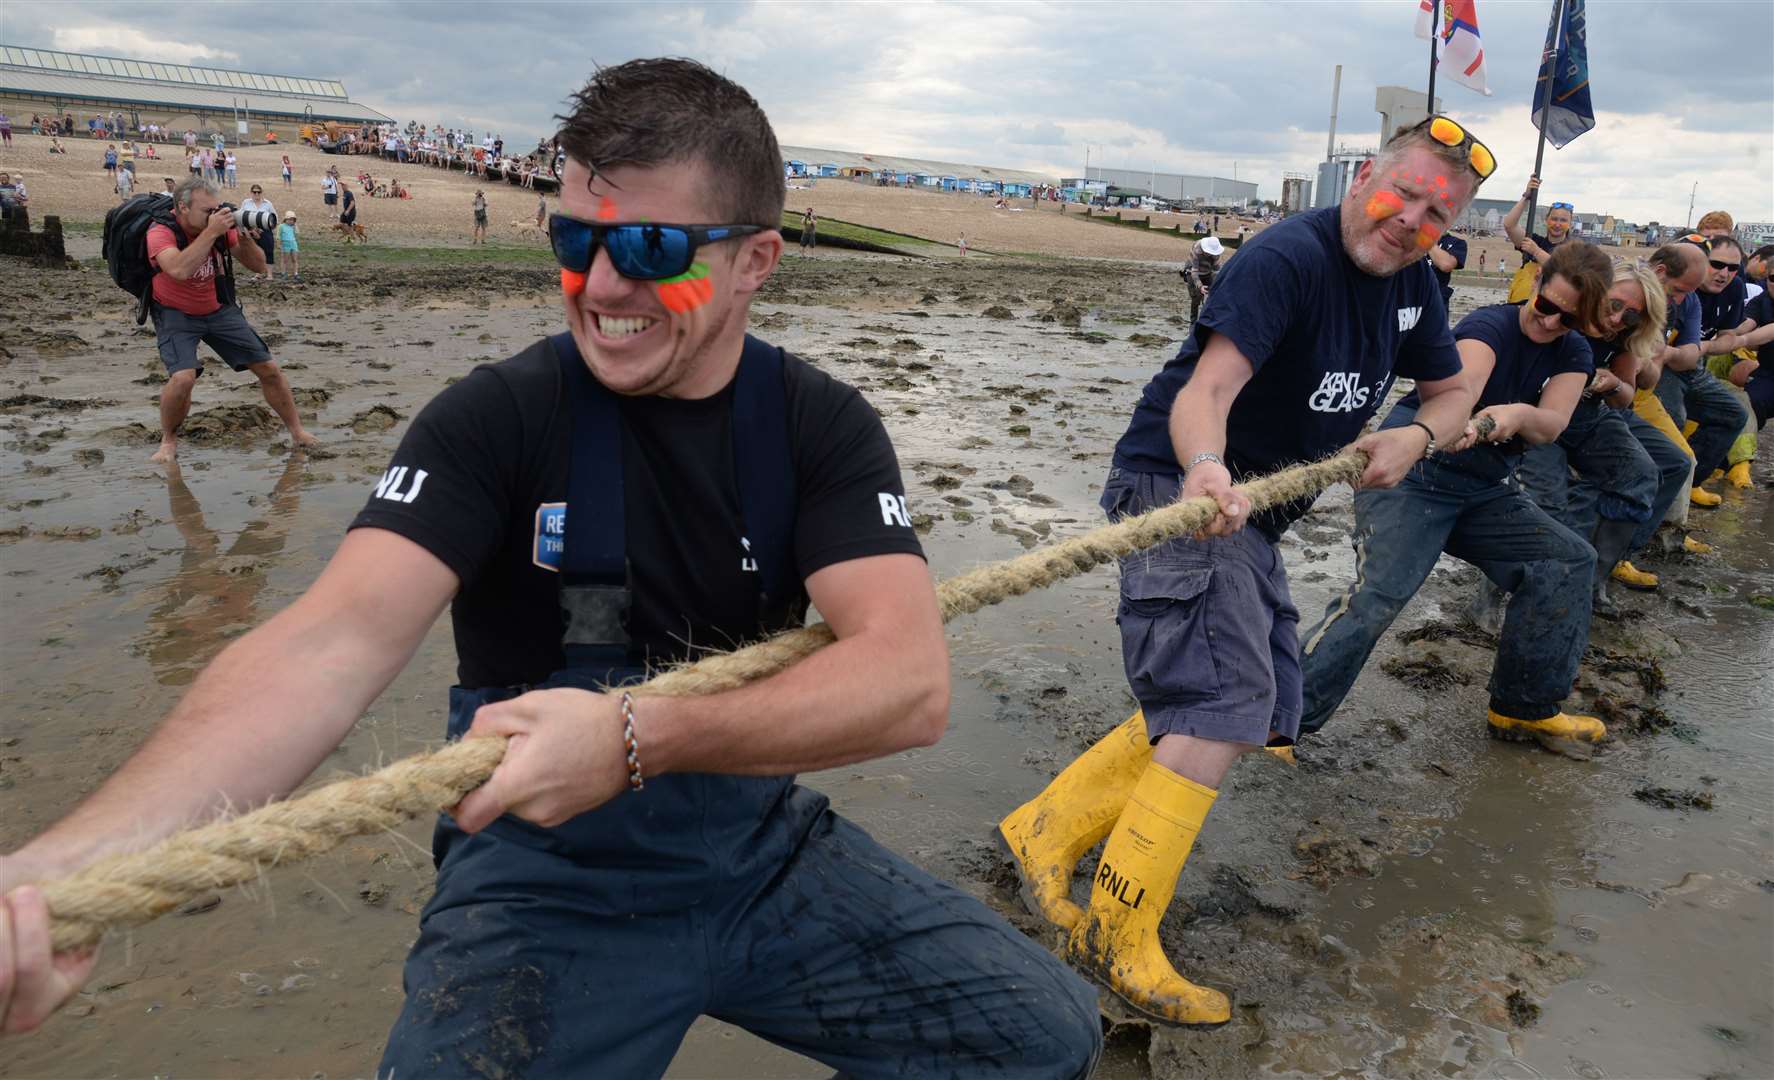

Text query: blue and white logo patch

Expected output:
[533,502,566,572]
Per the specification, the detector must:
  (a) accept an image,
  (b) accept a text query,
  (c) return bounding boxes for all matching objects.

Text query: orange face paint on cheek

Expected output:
[596,196,618,221]
[1416,223,1442,250]
[1365,190,1404,220]
[561,268,587,297]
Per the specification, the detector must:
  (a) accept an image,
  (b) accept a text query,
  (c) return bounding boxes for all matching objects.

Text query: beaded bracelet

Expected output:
[617,691,645,792]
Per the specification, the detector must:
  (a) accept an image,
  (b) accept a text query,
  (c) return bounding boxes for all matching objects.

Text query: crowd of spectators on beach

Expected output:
[324,121,563,190]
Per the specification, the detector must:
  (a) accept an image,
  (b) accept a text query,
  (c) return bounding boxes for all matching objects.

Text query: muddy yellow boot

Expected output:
[1683,420,1700,439]
[1265,744,1297,766]
[1065,762,1231,1026]
[1611,561,1659,590]
[1727,461,1752,489]
[1487,707,1606,756]
[1690,486,1722,508]
[999,712,1151,931]
[1684,535,1713,555]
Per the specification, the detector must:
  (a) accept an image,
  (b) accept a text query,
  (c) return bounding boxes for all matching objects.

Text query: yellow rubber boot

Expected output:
[1727,461,1752,489]
[1065,762,1231,1026]
[1683,420,1700,440]
[1265,745,1297,766]
[1487,707,1606,757]
[1611,561,1659,590]
[1690,486,1722,508]
[1684,535,1713,555]
[999,712,1152,931]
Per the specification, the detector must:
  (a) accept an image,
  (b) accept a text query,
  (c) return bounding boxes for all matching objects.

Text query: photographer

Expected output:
[144,177,316,463]
[239,183,278,281]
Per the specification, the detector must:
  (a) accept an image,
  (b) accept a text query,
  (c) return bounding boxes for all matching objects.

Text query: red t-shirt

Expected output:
[146,222,238,316]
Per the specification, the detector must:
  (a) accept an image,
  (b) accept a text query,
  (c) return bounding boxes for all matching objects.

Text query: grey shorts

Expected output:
[1102,467,1303,746]
[150,303,272,376]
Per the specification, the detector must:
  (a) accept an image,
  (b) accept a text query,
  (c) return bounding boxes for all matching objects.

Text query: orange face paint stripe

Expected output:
[561,268,588,297]
[596,196,619,221]
[656,262,713,314]
[1366,190,1405,220]
[1416,224,1441,250]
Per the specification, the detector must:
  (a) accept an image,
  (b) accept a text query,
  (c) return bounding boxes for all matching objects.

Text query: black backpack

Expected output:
[101,193,236,324]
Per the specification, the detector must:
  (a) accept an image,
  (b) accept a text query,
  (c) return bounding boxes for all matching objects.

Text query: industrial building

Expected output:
[1078,166,1256,208]
[0,44,391,136]
[778,145,1051,190]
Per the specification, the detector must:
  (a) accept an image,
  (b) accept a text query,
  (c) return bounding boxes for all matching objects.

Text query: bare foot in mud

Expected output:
[149,439,177,463]
[289,429,319,449]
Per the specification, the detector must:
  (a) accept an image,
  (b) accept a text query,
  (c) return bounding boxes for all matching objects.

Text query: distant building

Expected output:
[0,43,390,133]
[1281,174,1312,215]
[1082,166,1256,208]
[1739,222,1774,248]
[1314,147,1375,210]
[1374,86,1441,143]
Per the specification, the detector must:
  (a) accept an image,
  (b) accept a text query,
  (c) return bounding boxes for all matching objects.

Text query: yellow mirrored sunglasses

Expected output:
[1422,116,1496,180]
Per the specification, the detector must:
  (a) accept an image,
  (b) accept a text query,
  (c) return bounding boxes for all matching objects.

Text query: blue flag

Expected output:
[1532,0,1595,148]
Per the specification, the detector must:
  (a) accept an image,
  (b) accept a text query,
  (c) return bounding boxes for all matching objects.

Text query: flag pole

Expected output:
[1527,0,1567,238]
[1425,0,1440,116]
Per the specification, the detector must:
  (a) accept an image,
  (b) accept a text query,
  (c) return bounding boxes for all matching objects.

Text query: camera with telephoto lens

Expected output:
[216,202,278,233]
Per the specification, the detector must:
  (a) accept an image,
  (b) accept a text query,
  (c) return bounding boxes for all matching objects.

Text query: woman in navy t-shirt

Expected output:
[1300,241,1618,753]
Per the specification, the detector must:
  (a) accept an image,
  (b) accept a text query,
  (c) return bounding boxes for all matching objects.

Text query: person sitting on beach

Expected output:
[48,137,66,155]
[1297,241,1620,755]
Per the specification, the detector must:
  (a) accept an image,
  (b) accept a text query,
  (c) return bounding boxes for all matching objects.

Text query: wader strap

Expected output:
[546,331,800,677]
[732,334,798,610]
[551,332,632,678]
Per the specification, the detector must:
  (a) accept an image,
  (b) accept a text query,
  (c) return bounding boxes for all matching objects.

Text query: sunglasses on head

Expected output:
[1548,201,1574,212]
[548,214,766,281]
[1415,115,1496,180]
[1677,233,1712,252]
[1532,293,1582,329]
[1709,259,1740,274]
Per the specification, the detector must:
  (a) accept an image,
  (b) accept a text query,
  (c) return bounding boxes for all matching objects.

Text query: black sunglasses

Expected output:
[1608,296,1643,330]
[1532,293,1582,329]
[548,214,766,281]
[1709,259,1740,274]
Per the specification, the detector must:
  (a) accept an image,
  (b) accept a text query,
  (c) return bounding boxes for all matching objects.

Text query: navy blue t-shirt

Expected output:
[1697,274,1746,337]
[1398,302,1591,420]
[1113,206,1461,535]
[1666,292,1700,348]
[1749,291,1774,365]
[1432,233,1468,304]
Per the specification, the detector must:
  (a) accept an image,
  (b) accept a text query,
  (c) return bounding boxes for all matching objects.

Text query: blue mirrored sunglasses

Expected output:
[548,214,767,281]
[1548,201,1574,211]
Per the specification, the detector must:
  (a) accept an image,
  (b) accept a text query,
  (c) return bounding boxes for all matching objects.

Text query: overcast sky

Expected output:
[7,0,1771,226]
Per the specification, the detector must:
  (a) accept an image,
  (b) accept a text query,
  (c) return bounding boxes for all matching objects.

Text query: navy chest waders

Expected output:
[433,332,816,914]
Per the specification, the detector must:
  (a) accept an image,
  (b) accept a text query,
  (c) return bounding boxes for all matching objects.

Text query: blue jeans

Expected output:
[1622,412,1692,551]
[1298,442,1595,735]
[1654,366,1749,481]
[1517,398,1657,537]
[379,683,1101,1079]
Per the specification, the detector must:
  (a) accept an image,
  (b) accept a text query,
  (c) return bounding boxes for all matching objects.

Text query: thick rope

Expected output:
[38,450,1367,953]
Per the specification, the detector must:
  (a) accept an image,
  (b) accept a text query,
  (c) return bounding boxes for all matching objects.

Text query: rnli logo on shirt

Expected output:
[878,493,912,528]
[1397,306,1423,333]
[533,502,566,572]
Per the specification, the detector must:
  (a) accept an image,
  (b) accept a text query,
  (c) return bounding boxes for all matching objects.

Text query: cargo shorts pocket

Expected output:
[1117,561,1221,705]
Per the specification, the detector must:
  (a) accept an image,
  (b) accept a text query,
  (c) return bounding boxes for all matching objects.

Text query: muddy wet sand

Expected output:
[1,248,1770,1079]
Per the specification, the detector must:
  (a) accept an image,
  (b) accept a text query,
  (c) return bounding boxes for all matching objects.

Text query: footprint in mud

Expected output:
[346,404,405,433]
